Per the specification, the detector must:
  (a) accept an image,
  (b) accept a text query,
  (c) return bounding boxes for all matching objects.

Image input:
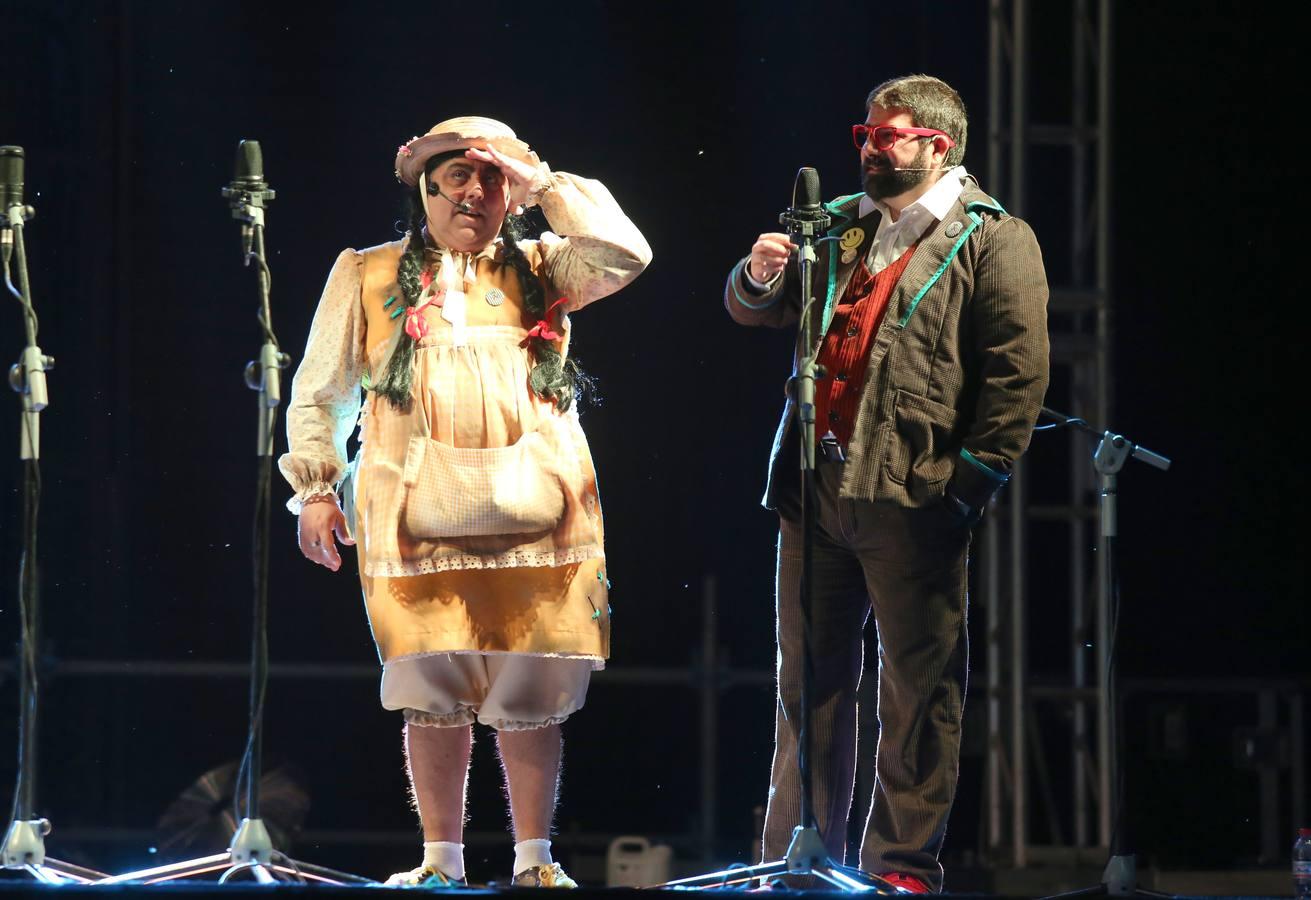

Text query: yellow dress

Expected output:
[279,171,651,669]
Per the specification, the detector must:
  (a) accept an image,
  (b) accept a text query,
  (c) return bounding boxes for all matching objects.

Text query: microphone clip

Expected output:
[222,182,276,223]
[779,205,831,241]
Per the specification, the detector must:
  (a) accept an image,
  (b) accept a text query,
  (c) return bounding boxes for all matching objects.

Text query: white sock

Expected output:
[422,841,465,881]
[513,838,553,875]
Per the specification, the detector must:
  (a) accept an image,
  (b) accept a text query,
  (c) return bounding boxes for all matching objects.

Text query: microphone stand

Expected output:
[102,143,368,886]
[1035,406,1172,900]
[662,174,893,893]
[0,149,107,884]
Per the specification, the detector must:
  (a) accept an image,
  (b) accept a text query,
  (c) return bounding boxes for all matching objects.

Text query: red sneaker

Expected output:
[879,872,932,894]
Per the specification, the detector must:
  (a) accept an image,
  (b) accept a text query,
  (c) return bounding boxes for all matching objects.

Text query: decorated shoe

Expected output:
[384,864,466,888]
[878,872,931,894]
[511,863,578,888]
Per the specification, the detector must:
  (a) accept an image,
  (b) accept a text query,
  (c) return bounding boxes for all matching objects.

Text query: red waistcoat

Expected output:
[813,243,919,447]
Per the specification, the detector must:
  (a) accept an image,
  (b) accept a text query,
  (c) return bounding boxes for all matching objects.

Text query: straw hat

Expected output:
[393,116,538,185]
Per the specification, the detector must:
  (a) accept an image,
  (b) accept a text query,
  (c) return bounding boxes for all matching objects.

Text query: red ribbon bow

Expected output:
[524,297,570,343]
[405,305,430,341]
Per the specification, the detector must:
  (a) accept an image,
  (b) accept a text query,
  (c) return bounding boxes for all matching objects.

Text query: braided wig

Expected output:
[373,153,589,412]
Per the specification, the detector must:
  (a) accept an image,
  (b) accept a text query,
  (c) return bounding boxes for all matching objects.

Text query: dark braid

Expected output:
[372,200,427,409]
[373,152,594,412]
[500,216,594,412]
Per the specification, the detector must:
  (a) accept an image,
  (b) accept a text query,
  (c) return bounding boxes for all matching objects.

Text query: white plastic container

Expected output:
[606,835,673,887]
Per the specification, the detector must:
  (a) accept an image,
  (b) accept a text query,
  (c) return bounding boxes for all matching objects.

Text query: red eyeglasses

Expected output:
[852,124,957,151]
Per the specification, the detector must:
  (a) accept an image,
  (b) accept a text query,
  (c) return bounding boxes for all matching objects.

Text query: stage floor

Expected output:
[0,872,1296,900]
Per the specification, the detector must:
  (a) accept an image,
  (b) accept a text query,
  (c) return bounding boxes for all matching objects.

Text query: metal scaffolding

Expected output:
[981,0,1114,867]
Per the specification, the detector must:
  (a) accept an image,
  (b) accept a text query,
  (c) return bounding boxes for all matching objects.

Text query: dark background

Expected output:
[0,0,1304,884]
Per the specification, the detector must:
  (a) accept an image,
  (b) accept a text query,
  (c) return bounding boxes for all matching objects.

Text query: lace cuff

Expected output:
[523,161,554,209]
[285,482,338,515]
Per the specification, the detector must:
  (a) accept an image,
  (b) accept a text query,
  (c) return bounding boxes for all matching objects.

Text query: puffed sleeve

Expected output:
[277,249,366,513]
[531,164,652,312]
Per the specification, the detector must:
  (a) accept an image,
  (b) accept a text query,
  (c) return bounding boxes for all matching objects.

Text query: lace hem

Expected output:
[362,543,604,578]
[403,706,476,728]
[285,482,338,515]
[403,705,583,730]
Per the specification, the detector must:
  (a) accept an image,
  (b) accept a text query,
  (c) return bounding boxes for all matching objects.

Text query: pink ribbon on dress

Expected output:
[405,304,430,340]
[404,267,447,340]
[524,297,570,343]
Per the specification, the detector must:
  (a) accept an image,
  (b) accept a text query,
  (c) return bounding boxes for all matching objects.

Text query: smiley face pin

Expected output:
[839,226,865,265]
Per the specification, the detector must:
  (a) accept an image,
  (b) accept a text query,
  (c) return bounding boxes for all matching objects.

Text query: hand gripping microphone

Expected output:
[221,139,276,262]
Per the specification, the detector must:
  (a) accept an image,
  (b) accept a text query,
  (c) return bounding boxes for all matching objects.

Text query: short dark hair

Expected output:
[866,74,968,167]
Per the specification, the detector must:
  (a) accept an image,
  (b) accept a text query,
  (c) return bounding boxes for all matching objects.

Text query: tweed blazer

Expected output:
[724,177,1050,512]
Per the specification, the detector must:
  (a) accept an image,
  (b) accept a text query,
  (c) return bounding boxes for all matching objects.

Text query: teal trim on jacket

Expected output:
[820,194,863,335]
[727,259,781,310]
[960,448,1008,483]
[897,199,1006,328]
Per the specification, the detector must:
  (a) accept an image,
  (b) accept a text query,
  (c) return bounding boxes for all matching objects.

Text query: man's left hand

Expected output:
[941,487,983,528]
[466,146,538,213]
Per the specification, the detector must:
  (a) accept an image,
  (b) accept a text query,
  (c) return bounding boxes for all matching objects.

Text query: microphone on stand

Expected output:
[2,146,32,264]
[220,139,287,415]
[779,168,832,311]
[221,139,276,263]
[1,145,24,211]
[779,166,830,240]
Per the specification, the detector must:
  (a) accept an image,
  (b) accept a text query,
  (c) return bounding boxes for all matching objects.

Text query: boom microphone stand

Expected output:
[662,169,893,893]
[1036,406,1171,900]
[102,141,368,886]
[0,146,107,884]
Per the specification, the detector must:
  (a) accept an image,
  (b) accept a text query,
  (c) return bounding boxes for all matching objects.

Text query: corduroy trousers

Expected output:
[763,460,970,891]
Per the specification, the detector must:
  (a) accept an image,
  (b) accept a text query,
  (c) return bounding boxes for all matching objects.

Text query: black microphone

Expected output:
[1,146,26,261]
[233,140,264,259]
[779,166,830,240]
[1,145,24,211]
[426,180,473,214]
[793,167,821,216]
[221,139,276,261]
[234,139,266,190]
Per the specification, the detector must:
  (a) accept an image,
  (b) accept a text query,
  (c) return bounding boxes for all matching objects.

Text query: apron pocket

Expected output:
[400,430,566,539]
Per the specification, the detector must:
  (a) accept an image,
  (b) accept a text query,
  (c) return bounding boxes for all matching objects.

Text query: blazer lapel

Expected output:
[818,194,880,337]
[883,201,973,329]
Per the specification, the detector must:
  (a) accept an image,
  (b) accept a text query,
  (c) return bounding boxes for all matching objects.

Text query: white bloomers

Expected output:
[381,652,593,730]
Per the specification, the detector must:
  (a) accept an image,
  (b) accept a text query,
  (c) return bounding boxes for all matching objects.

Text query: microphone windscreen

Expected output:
[0,145,25,208]
[794,167,821,211]
[235,139,264,184]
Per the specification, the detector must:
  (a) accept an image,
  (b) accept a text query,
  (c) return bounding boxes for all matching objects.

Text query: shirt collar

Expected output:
[857,165,969,223]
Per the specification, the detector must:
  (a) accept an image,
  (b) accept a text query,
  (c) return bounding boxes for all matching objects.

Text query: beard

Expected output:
[862,142,933,200]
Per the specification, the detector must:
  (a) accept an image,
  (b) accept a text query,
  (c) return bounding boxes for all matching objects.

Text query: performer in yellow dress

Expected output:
[279,116,650,886]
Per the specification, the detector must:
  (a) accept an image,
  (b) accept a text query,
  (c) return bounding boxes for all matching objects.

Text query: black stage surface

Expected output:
[0,862,1298,899]
[0,882,1292,900]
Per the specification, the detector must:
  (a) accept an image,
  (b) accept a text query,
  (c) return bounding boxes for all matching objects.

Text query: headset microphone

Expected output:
[426,180,474,214]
